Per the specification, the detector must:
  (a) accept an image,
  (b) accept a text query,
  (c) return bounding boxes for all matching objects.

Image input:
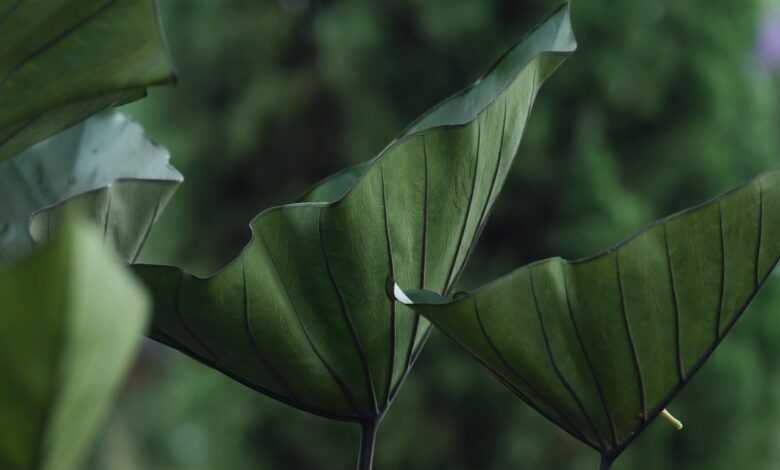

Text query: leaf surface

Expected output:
[0,221,149,470]
[0,0,175,161]
[397,170,780,465]
[0,111,182,263]
[134,4,577,422]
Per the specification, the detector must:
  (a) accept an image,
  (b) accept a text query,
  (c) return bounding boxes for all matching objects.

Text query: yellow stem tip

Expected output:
[660,408,683,431]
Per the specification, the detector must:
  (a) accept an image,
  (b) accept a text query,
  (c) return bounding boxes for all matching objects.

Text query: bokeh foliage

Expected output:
[106,1,780,469]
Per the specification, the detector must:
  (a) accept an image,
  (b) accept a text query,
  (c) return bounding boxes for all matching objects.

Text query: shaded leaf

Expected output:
[0,0,175,161]
[396,170,780,467]
[135,3,576,427]
[0,221,149,470]
[0,110,183,264]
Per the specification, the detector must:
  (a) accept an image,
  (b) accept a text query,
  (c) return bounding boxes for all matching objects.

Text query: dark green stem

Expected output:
[356,420,378,470]
[600,455,613,470]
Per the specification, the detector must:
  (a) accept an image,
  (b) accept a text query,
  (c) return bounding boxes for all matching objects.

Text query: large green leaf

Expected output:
[0,0,175,161]
[0,221,149,470]
[135,1,575,440]
[0,110,183,264]
[396,170,780,468]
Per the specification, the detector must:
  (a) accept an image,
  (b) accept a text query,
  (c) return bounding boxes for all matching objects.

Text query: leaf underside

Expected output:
[399,170,780,462]
[0,0,175,161]
[135,4,577,422]
[0,110,183,264]
[0,222,148,470]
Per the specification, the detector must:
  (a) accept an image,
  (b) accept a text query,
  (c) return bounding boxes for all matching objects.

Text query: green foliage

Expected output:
[121,1,780,470]
[0,111,182,264]
[0,3,177,469]
[133,9,574,467]
[0,222,149,470]
[398,171,780,467]
[0,0,175,161]
[3,0,776,469]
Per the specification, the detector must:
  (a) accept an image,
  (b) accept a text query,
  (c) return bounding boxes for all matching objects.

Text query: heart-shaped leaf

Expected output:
[0,110,183,264]
[0,0,175,161]
[134,4,575,467]
[396,170,780,468]
[0,221,149,470]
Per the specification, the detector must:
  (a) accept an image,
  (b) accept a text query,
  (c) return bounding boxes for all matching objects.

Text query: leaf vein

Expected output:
[0,0,117,89]
[474,297,591,446]
[663,225,686,381]
[241,259,300,401]
[449,98,508,289]
[717,201,726,339]
[380,166,396,410]
[319,211,380,415]
[530,268,605,449]
[444,118,482,290]
[615,254,647,422]
[130,188,161,264]
[563,267,617,449]
[102,187,112,242]
[256,229,362,417]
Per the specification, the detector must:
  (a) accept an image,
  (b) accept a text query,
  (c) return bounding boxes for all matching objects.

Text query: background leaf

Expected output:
[0,221,149,470]
[135,3,576,428]
[0,0,175,161]
[0,110,182,264]
[398,170,780,468]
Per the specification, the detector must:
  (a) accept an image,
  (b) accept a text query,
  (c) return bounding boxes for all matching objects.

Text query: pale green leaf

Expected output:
[0,110,182,263]
[0,221,149,470]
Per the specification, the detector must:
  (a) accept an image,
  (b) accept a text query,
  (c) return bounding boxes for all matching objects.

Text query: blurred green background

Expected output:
[92,0,780,468]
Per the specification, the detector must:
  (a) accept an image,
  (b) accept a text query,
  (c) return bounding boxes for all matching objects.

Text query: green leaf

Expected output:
[0,110,183,264]
[396,170,780,468]
[134,2,576,431]
[0,0,175,161]
[0,221,149,470]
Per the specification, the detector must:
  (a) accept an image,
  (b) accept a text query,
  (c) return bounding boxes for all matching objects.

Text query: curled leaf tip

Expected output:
[393,283,414,305]
[660,409,683,431]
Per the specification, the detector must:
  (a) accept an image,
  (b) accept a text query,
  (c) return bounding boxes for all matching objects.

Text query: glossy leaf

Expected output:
[396,170,780,468]
[0,110,183,264]
[0,221,149,470]
[134,2,576,430]
[0,0,175,161]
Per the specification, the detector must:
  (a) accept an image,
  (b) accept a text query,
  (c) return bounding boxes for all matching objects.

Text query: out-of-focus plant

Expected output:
[0,0,175,161]
[3,1,780,470]
[0,222,150,470]
[0,2,178,470]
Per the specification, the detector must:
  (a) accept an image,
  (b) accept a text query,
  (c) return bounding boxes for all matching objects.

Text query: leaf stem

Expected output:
[660,408,684,431]
[600,455,613,470]
[356,420,378,470]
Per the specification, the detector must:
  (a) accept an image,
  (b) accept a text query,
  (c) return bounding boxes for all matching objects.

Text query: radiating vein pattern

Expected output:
[403,170,780,458]
[134,4,577,423]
